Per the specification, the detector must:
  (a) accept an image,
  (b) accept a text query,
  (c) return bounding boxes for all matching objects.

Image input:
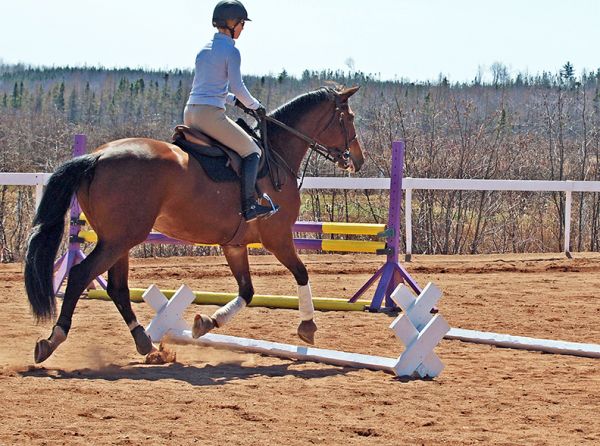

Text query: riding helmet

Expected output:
[212,0,251,27]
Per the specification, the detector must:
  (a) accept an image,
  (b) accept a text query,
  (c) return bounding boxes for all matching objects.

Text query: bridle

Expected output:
[253,96,357,166]
[244,94,358,190]
[264,94,357,168]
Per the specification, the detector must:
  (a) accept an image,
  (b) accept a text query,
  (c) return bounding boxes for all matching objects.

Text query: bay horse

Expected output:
[25,86,364,364]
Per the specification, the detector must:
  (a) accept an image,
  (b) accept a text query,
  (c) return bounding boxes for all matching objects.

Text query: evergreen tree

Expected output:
[54,82,65,111]
[11,82,20,108]
[34,85,44,113]
[174,80,183,104]
[560,62,575,81]
[278,69,288,83]
[515,73,524,87]
[68,89,79,122]
[136,78,145,94]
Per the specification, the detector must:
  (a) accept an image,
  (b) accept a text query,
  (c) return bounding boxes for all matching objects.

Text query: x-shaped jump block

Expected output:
[143,284,196,342]
[390,283,450,378]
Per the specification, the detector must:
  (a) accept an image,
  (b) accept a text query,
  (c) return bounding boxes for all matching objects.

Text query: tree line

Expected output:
[1,62,599,261]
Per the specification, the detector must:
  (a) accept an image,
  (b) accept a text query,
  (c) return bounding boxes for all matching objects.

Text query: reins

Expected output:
[243,98,357,190]
[265,115,341,164]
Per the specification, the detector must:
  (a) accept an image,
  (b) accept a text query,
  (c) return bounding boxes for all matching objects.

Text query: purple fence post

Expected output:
[67,134,86,253]
[53,135,107,295]
[386,141,403,269]
[348,141,422,311]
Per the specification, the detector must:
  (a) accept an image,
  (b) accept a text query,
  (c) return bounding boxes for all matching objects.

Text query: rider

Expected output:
[184,0,278,222]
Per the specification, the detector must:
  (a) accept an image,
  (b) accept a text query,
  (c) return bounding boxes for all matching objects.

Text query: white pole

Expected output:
[564,190,572,257]
[405,188,413,262]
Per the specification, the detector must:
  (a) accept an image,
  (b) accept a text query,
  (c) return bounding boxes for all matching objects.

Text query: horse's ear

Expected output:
[339,86,360,101]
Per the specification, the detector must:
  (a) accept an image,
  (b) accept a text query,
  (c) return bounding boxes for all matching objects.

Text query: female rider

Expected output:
[184,0,278,222]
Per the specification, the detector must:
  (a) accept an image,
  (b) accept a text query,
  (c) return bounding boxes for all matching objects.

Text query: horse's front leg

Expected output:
[107,254,153,356]
[263,236,317,344]
[191,245,253,338]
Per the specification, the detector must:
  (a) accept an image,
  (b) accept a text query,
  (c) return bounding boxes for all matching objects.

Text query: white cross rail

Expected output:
[142,282,449,378]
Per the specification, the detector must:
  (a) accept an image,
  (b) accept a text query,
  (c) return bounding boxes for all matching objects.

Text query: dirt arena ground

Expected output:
[1,252,599,445]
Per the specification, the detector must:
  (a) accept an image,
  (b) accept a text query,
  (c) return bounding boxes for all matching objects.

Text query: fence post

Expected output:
[405,186,412,262]
[35,182,44,210]
[564,187,572,258]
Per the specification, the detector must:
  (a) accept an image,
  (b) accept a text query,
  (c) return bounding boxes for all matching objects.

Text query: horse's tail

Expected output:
[24,153,101,321]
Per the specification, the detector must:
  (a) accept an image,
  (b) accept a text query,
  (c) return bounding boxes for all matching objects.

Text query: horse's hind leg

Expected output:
[34,242,126,363]
[263,235,317,344]
[191,245,252,338]
[107,254,153,355]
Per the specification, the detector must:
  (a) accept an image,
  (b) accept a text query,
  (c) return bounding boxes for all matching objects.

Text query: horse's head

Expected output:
[315,86,365,173]
[269,86,365,174]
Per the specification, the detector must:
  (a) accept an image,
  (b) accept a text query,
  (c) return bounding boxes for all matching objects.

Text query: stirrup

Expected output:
[243,194,279,222]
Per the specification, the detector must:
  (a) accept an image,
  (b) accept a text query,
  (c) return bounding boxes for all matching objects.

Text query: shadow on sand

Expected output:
[17,358,385,386]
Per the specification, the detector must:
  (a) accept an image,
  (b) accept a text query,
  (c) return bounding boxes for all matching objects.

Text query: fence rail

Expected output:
[0,173,52,209]
[3,173,600,257]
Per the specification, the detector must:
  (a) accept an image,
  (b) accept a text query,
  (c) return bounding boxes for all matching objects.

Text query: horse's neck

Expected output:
[271,133,307,175]
[269,114,321,175]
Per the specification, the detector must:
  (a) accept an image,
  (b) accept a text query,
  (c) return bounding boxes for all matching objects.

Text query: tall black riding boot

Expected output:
[241,153,279,222]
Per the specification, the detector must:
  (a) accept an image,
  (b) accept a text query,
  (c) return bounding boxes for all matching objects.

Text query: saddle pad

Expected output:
[174,138,268,183]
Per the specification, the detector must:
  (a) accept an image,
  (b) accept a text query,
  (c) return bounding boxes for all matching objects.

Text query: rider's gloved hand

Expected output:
[255,104,267,119]
[234,97,252,113]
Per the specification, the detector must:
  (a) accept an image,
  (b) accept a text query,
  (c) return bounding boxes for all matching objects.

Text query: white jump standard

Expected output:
[142,283,450,378]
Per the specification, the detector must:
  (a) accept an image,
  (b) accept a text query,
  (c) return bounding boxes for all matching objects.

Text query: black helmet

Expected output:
[212,0,251,27]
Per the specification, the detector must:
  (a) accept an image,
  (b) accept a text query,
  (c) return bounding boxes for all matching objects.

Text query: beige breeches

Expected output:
[183,104,261,158]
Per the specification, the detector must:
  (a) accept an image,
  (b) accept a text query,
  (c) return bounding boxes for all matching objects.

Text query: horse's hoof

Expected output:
[34,339,54,364]
[34,325,67,364]
[192,314,216,339]
[131,325,154,355]
[297,319,317,345]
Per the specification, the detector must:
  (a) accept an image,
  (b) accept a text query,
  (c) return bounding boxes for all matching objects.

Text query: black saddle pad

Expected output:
[174,138,268,183]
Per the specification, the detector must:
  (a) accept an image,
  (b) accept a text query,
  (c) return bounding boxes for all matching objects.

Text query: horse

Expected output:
[24,86,364,364]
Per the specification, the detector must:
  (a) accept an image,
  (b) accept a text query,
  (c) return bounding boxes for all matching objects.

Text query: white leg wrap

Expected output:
[298,282,315,321]
[128,320,140,331]
[212,296,247,328]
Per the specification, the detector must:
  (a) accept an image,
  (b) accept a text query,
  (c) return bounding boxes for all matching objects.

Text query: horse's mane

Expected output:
[269,87,337,127]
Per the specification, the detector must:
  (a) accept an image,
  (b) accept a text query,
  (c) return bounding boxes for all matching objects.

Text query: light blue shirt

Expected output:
[187,33,261,110]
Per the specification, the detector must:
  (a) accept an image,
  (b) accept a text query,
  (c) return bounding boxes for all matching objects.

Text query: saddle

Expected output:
[171,120,267,182]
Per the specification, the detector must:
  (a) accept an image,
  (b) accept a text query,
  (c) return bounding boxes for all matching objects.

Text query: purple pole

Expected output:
[53,135,107,294]
[348,141,422,311]
[386,141,404,266]
[67,135,86,249]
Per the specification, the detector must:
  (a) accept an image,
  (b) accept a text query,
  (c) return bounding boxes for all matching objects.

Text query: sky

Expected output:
[1,0,599,82]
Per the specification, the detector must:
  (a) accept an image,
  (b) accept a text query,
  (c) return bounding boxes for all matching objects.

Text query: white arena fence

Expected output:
[2,173,600,256]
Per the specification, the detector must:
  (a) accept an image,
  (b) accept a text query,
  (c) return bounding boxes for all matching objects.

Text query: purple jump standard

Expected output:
[52,135,107,294]
[348,141,421,310]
